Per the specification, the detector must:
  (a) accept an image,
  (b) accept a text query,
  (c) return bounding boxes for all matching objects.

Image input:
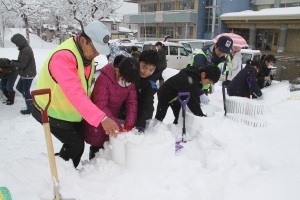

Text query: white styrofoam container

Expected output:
[109,136,126,166]
[110,133,175,172]
[125,141,175,172]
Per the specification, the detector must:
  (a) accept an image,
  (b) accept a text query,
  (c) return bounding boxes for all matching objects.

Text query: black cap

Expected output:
[216,36,233,54]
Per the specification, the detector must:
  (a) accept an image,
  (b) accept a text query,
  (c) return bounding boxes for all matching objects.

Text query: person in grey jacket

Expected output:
[10,33,36,115]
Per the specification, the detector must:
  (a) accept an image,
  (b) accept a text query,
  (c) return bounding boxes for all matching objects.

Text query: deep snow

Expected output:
[0,31,300,200]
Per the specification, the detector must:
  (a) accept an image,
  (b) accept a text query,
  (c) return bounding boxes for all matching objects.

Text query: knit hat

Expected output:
[84,21,111,55]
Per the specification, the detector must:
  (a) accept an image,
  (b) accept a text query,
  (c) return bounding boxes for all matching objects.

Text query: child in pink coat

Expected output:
[84,56,140,159]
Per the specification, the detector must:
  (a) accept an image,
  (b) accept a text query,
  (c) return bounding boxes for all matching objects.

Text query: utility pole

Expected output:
[0,3,4,47]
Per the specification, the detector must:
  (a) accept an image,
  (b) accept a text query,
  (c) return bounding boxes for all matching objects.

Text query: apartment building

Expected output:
[123,0,250,41]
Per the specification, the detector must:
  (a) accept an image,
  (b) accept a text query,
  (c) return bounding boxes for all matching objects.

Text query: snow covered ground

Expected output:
[1,33,300,200]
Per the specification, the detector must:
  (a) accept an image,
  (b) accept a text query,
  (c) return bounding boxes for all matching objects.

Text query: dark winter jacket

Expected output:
[157,47,167,72]
[135,75,158,129]
[0,58,17,79]
[257,63,272,89]
[192,44,226,69]
[227,64,262,98]
[84,63,137,147]
[10,33,36,78]
[157,66,205,117]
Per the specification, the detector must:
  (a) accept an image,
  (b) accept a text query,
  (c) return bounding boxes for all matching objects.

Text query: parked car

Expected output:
[241,49,261,67]
[167,39,215,55]
[119,44,143,54]
[219,49,262,81]
[142,41,192,70]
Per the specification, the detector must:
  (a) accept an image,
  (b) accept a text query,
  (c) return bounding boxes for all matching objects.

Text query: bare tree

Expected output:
[1,0,46,44]
[65,0,123,31]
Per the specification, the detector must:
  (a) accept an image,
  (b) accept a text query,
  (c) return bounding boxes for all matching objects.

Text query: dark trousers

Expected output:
[1,75,18,93]
[50,122,85,168]
[16,78,33,110]
[155,99,181,124]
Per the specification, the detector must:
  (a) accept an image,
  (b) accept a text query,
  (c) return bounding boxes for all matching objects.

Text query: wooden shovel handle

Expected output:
[31,89,60,200]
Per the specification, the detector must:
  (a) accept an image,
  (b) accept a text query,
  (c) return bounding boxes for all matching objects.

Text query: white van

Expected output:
[167,39,215,55]
[241,49,261,68]
[142,41,192,70]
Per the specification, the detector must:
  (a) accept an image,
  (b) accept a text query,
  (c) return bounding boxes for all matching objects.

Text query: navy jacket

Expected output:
[157,66,205,116]
[227,64,262,98]
[136,76,158,129]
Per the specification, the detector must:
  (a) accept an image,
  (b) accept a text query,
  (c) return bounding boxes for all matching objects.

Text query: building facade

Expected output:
[221,0,300,53]
[124,0,300,53]
[123,0,199,40]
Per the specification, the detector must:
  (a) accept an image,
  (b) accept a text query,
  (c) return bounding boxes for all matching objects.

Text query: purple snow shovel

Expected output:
[31,89,75,200]
[175,92,190,150]
[247,76,253,99]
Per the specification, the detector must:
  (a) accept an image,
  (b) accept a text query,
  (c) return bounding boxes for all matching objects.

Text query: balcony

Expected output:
[123,10,197,24]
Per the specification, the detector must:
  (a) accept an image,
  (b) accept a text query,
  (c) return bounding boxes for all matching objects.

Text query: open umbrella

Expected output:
[214,33,248,48]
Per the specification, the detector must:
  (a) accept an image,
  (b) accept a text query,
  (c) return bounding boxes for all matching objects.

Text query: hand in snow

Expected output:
[200,94,210,105]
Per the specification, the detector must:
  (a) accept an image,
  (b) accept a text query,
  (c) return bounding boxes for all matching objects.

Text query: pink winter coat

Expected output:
[84,63,138,147]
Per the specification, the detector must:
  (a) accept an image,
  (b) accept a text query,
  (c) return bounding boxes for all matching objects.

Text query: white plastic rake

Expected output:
[225,96,267,127]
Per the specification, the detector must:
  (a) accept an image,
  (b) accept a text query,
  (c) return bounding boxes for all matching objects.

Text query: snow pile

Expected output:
[4,28,57,49]
[110,121,175,172]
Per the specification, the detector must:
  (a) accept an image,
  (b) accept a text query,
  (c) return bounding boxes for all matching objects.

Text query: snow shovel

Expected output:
[247,76,253,99]
[31,89,75,200]
[222,82,227,116]
[177,92,190,144]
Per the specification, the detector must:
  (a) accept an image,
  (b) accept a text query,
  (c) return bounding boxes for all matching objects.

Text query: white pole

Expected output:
[185,23,187,39]
[211,0,216,39]
[144,13,146,41]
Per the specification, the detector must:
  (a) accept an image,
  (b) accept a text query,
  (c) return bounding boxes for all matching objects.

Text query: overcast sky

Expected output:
[116,2,138,14]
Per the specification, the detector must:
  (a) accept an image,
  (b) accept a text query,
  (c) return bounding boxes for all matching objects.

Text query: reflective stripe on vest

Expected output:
[35,38,95,122]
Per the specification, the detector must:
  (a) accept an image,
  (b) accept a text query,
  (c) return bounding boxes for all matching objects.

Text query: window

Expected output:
[160,2,175,11]
[140,26,156,38]
[179,47,188,56]
[178,0,194,10]
[159,26,173,38]
[111,24,117,30]
[141,3,157,12]
[169,46,178,55]
[204,1,220,33]
[177,26,193,39]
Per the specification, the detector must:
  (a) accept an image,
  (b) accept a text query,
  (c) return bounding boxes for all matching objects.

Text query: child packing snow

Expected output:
[155,64,221,124]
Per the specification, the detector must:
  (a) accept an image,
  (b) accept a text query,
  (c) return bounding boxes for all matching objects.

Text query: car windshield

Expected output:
[143,44,156,51]
[241,53,252,64]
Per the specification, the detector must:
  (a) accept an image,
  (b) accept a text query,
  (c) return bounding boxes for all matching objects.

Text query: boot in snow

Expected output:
[6,91,15,105]
[20,109,31,115]
[89,146,103,160]
[20,99,33,114]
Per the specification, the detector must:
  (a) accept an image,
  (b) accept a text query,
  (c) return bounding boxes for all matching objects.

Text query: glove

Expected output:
[120,125,133,133]
[135,126,145,133]
[200,94,210,105]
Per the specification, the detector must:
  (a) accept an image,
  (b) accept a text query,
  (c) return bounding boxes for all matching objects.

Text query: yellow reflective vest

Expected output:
[35,38,95,122]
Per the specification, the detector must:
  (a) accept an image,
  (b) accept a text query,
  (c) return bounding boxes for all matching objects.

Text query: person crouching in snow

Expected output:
[227,60,262,98]
[155,64,221,124]
[83,56,140,160]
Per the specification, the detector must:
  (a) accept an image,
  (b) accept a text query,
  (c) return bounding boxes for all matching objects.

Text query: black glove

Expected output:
[135,126,145,133]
